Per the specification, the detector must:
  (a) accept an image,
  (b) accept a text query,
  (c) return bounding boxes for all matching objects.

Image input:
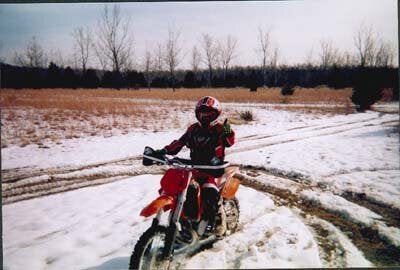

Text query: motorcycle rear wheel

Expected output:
[129,226,170,270]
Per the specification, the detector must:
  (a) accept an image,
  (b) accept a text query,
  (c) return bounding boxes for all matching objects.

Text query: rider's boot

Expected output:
[198,188,226,238]
[197,219,208,236]
[197,203,226,238]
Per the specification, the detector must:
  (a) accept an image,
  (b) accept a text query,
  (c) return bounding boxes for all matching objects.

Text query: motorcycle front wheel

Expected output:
[224,197,240,235]
[129,226,170,270]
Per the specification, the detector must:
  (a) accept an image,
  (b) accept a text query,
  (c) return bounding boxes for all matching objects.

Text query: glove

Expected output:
[222,118,231,136]
[154,148,167,158]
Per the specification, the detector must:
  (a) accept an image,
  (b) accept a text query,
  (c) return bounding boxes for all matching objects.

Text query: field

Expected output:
[1,87,399,269]
[1,87,354,148]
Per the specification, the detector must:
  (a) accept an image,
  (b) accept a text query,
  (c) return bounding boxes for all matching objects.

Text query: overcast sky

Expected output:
[0,0,398,69]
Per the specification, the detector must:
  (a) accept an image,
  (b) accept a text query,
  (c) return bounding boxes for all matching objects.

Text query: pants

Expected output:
[192,170,220,222]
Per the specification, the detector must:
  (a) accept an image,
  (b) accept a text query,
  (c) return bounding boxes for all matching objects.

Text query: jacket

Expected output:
[164,121,235,165]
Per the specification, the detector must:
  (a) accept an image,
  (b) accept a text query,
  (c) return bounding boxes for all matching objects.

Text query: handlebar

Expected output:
[143,146,230,170]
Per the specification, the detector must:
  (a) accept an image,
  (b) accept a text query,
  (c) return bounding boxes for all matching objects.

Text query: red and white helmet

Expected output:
[195,96,222,126]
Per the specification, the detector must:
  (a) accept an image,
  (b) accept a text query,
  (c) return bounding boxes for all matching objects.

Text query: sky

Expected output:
[0,0,398,69]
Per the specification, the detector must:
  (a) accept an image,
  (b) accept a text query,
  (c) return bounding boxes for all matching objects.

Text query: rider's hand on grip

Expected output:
[154,148,167,158]
[153,148,167,164]
[143,146,155,166]
[143,147,167,166]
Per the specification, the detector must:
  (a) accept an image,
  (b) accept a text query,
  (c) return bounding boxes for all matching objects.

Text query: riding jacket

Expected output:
[164,121,235,166]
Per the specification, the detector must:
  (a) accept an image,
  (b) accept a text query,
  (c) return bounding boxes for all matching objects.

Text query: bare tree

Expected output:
[164,26,182,92]
[257,26,271,86]
[72,26,92,72]
[48,48,67,68]
[319,40,340,68]
[143,46,154,91]
[201,33,218,87]
[375,40,394,67]
[304,47,315,67]
[191,45,201,74]
[354,24,376,67]
[0,40,5,63]
[93,4,133,72]
[154,42,164,73]
[14,36,46,68]
[341,51,357,67]
[93,44,107,71]
[217,34,237,80]
[270,46,279,86]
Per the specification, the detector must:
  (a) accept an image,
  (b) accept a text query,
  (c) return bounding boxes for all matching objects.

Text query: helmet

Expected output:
[195,96,221,126]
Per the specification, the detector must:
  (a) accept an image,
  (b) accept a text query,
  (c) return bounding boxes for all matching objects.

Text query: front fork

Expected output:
[161,171,191,261]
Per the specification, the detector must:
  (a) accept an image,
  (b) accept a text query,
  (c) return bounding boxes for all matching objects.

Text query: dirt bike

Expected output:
[129,146,241,270]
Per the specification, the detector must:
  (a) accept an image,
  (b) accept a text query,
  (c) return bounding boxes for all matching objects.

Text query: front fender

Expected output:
[221,177,240,199]
[140,195,176,217]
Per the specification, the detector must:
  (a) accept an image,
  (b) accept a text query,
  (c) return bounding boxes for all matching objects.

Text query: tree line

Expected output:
[1,62,397,92]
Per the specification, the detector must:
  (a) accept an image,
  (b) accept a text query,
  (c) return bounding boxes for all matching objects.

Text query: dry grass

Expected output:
[0,87,354,148]
[0,87,353,110]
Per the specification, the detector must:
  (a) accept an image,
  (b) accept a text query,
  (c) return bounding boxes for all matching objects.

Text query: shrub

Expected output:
[351,69,382,112]
[239,110,254,121]
[281,84,295,96]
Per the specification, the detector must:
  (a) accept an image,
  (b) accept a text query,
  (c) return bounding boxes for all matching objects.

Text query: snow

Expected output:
[183,203,321,269]
[3,175,159,270]
[1,131,182,170]
[2,102,399,269]
[229,111,399,179]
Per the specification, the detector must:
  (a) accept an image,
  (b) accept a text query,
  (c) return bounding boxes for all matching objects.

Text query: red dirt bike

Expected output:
[129,146,241,270]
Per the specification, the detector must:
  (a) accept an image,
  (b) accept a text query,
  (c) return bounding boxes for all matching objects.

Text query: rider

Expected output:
[156,96,235,236]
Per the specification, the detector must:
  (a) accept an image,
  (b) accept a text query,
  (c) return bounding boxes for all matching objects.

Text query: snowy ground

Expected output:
[2,101,400,269]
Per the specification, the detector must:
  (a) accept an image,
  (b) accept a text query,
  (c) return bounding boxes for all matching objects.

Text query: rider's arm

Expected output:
[163,124,195,155]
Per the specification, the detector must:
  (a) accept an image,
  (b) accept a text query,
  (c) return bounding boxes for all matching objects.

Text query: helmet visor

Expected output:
[196,107,218,125]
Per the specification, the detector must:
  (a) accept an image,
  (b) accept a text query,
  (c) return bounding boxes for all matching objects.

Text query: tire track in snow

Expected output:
[2,162,166,204]
[236,116,382,143]
[2,155,143,183]
[238,165,400,234]
[235,171,400,266]
[240,164,400,227]
[305,220,347,267]
[230,118,397,154]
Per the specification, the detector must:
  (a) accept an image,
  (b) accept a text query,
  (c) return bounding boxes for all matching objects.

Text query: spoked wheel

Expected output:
[129,226,170,270]
[223,197,240,235]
